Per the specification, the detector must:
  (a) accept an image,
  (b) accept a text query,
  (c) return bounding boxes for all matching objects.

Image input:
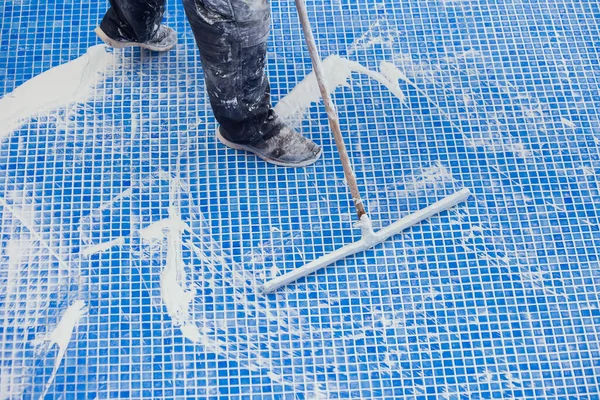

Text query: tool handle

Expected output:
[294,0,366,219]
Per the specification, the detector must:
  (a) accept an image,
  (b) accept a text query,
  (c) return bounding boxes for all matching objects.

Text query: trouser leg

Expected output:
[182,0,274,144]
[100,0,166,43]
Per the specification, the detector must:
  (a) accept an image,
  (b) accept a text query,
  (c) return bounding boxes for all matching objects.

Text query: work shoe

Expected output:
[217,124,322,167]
[94,25,177,52]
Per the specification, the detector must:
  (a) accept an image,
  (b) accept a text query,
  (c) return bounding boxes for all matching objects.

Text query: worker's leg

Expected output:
[182,0,272,144]
[182,0,321,166]
[97,0,177,51]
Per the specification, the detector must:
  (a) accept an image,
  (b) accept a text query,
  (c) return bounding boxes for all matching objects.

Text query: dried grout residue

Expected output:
[244,229,305,279]
[81,236,126,256]
[0,178,87,399]
[132,173,335,395]
[346,18,402,56]
[388,162,460,198]
[0,44,125,398]
[0,186,76,328]
[140,177,201,343]
[1,1,600,398]
[0,45,115,139]
[275,55,407,125]
[36,300,87,399]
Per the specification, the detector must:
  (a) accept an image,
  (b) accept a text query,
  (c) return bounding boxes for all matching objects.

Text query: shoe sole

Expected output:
[216,128,322,168]
[94,27,176,52]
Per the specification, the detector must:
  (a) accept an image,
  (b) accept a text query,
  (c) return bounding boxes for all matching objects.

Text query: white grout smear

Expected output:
[141,188,200,343]
[389,161,459,197]
[81,237,125,256]
[140,217,188,241]
[274,55,406,121]
[1,239,35,399]
[379,61,411,91]
[162,206,199,343]
[3,239,22,295]
[346,18,401,56]
[560,117,576,128]
[94,188,133,213]
[0,368,24,400]
[0,44,114,139]
[136,174,335,393]
[40,300,87,399]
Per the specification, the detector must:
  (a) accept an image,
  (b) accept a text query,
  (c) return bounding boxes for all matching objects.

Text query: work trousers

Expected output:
[100,0,277,144]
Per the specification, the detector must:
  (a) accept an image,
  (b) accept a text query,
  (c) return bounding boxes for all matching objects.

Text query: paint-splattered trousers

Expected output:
[100,0,274,144]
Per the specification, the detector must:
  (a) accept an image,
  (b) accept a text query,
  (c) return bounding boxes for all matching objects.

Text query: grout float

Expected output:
[0,44,114,139]
[39,300,87,399]
[274,55,407,120]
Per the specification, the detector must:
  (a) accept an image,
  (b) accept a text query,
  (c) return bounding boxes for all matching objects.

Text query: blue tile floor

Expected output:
[1,0,599,398]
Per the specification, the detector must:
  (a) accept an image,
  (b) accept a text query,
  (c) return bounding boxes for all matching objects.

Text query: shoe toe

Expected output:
[279,136,321,165]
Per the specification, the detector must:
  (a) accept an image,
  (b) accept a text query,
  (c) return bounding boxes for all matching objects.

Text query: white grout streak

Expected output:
[0,44,114,139]
[560,117,577,128]
[39,300,87,399]
[81,237,126,256]
[141,205,200,343]
[0,368,23,400]
[94,188,134,213]
[274,55,406,120]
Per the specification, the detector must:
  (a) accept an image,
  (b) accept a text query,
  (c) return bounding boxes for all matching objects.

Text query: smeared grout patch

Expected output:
[39,300,87,399]
[0,194,70,274]
[0,44,114,139]
[275,55,406,121]
[561,117,577,128]
[1,190,37,228]
[0,240,29,399]
[0,184,82,398]
[346,18,401,56]
[379,60,410,89]
[273,51,471,147]
[161,207,199,343]
[132,174,334,393]
[81,237,126,256]
[140,180,200,343]
[95,188,133,213]
[140,217,189,241]
[0,367,25,400]
[442,48,484,62]
[245,230,304,265]
[348,21,537,160]
[387,161,459,198]
[244,229,305,280]
[3,239,22,292]
[77,187,135,260]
